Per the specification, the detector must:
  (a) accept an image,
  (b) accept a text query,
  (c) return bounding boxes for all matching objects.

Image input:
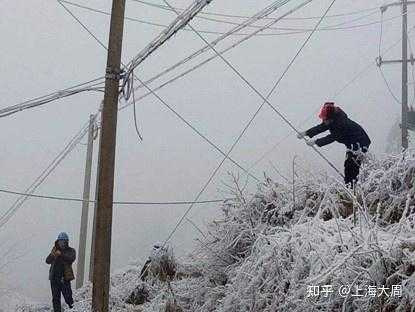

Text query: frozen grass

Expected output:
[18,151,415,312]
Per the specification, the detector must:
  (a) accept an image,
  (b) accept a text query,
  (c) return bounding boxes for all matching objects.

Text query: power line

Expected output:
[0,118,93,227]
[4,2,409,119]
[164,0,342,176]
[56,0,261,183]
[248,26,415,171]
[5,0,295,120]
[119,0,317,111]
[161,0,339,246]
[0,77,104,118]
[61,0,406,36]
[378,66,402,104]
[119,6,411,113]
[57,0,108,50]
[377,7,401,105]
[0,188,227,205]
[122,0,215,88]
[131,0,378,21]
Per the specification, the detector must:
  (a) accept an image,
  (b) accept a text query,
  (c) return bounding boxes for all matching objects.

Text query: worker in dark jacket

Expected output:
[297,102,371,187]
[45,232,76,312]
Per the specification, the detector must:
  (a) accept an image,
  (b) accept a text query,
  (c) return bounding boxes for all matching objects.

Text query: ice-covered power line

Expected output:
[0,118,93,227]
[131,0,379,21]
[0,188,228,205]
[0,77,104,118]
[162,0,342,178]
[3,2,410,119]
[60,0,408,36]
[122,0,214,95]
[249,25,415,172]
[161,0,339,246]
[120,0,314,111]
[122,0,292,85]
[58,0,269,183]
[119,6,412,112]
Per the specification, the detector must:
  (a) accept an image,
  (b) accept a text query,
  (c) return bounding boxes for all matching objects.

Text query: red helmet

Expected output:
[319,102,335,121]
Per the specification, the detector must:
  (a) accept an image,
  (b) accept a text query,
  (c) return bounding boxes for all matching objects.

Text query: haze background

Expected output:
[0,0,412,306]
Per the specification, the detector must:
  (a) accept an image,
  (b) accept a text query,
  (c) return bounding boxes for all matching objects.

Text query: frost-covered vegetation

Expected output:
[18,151,415,311]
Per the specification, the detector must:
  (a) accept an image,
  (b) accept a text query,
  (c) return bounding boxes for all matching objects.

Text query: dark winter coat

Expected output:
[306,108,371,149]
[46,241,76,282]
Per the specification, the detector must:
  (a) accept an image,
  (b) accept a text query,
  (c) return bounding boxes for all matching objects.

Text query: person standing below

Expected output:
[45,232,76,311]
[297,102,371,187]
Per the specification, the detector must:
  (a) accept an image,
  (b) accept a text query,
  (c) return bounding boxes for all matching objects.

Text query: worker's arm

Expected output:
[315,134,335,147]
[305,123,329,138]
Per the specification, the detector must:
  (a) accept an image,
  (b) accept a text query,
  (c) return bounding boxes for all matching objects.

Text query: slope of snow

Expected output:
[18,151,415,311]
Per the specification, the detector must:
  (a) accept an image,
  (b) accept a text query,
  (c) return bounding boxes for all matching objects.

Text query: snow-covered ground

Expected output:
[17,151,415,311]
[1,291,39,312]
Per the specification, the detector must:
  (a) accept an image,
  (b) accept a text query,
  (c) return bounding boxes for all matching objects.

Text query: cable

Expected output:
[129,73,144,141]
[379,9,385,58]
[181,7,381,32]
[57,0,261,183]
[131,0,378,21]
[5,2,408,118]
[0,118,93,227]
[120,0,315,111]
[120,5,412,113]
[248,27,415,171]
[0,77,105,118]
[164,0,342,176]
[61,0,406,36]
[161,0,339,246]
[122,0,215,97]
[378,66,402,105]
[57,0,108,50]
[0,188,227,205]
[376,7,401,105]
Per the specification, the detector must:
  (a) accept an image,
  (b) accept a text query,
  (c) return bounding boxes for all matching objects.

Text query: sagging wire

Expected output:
[121,0,213,104]
[58,0,261,184]
[159,0,341,250]
[119,0,309,112]
[0,78,105,118]
[119,0,216,141]
[376,5,403,105]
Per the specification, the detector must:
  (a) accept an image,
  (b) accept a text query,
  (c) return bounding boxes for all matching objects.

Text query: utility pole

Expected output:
[377,0,415,149]
[92,1,126,311]
[76,114,96,289]
[89,115,101,283]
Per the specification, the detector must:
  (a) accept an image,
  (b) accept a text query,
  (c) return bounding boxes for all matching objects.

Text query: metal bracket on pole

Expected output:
[377,54,415,66]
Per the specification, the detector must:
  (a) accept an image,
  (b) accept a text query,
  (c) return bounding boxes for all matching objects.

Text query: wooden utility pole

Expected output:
[377,0,415,149]
[76,114,96,289]
[89,114,101,283]
[92,1,126,311]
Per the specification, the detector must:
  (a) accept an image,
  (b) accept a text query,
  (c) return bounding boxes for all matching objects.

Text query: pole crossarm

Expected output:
[376,55,415,65]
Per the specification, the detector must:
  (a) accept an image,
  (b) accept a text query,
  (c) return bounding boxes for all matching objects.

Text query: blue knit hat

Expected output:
[57,232,69,241]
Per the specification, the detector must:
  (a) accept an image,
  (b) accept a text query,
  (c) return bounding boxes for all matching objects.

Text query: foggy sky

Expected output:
[0,0,411,305]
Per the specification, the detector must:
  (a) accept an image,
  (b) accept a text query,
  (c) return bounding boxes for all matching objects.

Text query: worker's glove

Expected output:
[297,131,307,139]
[306,139,316,146]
